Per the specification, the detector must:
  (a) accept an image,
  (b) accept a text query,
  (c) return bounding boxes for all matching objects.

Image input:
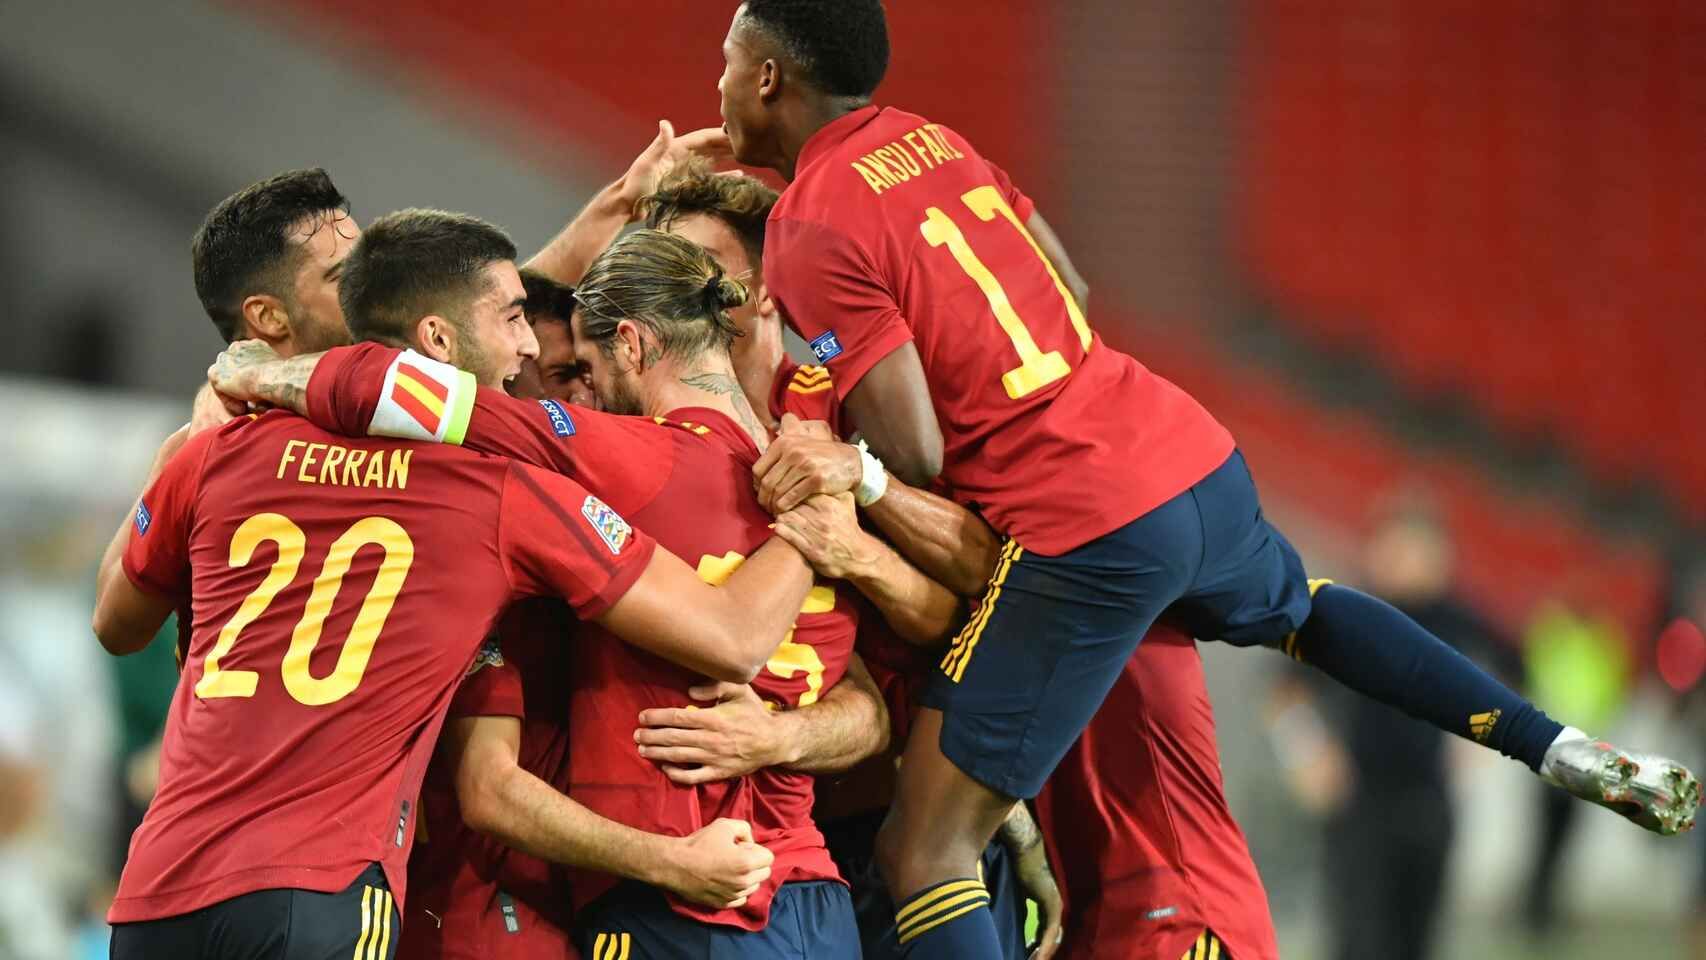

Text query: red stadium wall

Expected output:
[1242,0,1706,519]
[243,0,1059,209]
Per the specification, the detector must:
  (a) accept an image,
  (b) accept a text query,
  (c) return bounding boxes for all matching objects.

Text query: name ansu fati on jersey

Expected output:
[849,122,966,196]
[276,439,412,490]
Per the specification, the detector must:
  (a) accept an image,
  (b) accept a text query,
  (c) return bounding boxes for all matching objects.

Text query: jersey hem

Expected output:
[108,861,373,923]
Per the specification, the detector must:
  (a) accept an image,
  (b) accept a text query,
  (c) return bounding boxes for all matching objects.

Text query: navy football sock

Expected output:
[1293,584,1563,770]
[894,877,1002,959]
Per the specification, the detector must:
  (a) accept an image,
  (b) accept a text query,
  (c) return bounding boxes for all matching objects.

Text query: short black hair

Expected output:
[338,209,517,347]
[519,268,576,326]
[191,169,349,342]
[638,157,778,270]
[740,0,889,99]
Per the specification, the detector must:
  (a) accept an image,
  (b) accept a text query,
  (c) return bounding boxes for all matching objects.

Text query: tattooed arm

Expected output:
[1000,801,1064,959]
[207,340,324,415]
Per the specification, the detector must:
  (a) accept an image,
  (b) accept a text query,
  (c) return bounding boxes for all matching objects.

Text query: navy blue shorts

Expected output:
[922,450,1311,799]
[111,863,398,960]
[821,808,1027,960]
[574,880,860,960]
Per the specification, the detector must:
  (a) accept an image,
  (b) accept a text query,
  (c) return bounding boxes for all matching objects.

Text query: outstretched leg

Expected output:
[1294,582,1700,834]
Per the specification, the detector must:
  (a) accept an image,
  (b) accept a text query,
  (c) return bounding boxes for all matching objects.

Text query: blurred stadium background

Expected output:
[1,1,1702,957]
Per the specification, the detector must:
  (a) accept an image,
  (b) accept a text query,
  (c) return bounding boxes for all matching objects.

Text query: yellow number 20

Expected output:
[695,552,834,706]
[198,513,414,706]
[920,185,1093,399]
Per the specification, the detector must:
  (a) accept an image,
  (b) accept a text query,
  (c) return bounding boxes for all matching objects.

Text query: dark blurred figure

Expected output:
[1319,501,1517,960]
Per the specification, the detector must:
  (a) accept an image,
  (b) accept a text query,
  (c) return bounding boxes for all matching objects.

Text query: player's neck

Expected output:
[731,322,787,430]
[778,98,869,181]
[647,357,769,450]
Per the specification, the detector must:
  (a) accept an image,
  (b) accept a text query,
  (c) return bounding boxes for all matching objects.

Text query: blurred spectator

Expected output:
[1520,603,1631,935]
[0,525,118,960]
[1284,500,1519,960]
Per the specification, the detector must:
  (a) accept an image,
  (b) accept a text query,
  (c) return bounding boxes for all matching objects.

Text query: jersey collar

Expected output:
[661,406,762,461]
[794,105,883,180]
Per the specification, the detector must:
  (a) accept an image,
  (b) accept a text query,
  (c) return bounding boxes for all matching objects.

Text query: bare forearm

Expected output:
[215,351,322,415]
[847,541,967,647]
[1026,211,1088,311]
[524,180,634,285]
[770,658,889,773]
[718,537,816,668]
[997,800,1044,857]
[476,765,680,887]
[864,479,1001,598]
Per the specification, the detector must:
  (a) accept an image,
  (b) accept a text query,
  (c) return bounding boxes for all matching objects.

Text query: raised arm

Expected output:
[526,122,734,285]
[447,714,773,908]
[633,654,890,785]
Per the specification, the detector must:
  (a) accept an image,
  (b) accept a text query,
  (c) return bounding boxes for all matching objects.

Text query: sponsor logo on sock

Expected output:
[1469,709,1502,742]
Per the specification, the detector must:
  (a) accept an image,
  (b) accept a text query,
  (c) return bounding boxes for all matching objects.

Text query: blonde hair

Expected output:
[637,157,778,267]
[574,229,748,362]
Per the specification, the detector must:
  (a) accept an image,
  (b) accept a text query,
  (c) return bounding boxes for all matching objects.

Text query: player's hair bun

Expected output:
[707,274,749,312]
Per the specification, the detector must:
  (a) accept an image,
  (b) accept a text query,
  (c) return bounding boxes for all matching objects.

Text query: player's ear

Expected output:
[415,315,456,364]
[239,294,291,346]
[759,58,782,104]
[615,319,646,371]
[753,279,776,322]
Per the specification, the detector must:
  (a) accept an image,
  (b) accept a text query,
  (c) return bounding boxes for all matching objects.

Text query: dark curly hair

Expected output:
[191,169,348,342]
[519,269,577,327]
[739,0,889,98]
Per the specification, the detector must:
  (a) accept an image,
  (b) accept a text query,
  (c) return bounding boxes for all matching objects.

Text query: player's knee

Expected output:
[875,812,981,899]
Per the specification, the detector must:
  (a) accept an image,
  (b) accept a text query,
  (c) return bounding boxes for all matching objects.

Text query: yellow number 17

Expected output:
[920,186,1093,399]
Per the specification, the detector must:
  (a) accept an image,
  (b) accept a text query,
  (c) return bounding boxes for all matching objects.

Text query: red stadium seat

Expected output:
[1241,0,1706,518]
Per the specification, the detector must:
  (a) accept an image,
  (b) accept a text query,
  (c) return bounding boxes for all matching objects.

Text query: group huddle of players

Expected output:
[90,3,1701,959]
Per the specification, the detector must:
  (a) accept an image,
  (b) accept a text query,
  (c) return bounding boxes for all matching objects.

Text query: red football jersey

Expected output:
[305,345,856,932]
[112,413,654,924]
[766,106,1235,555]
[1035,624,1278,960]
[769,355,852,439]
[398,601,579,960]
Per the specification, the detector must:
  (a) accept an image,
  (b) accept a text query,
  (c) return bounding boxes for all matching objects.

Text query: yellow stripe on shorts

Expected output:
[895,880,991,944]
[941,541,1021,682]
[1180,930,1225,960]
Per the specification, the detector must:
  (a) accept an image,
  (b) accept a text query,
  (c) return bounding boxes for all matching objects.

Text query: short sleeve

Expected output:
[447,636,526,719]
[121,430,216,601]
[497,461,658,620]
[766,217,915,399]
